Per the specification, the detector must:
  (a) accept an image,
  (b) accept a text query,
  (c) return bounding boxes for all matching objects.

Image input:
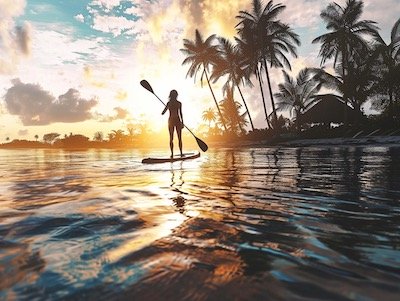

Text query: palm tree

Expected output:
[126,125,136,144]
[43,133,60,144]
[236,0,300,124]
[371,18,400,119]
[218,87,248,134]
[107,133,114,142]
[202,107,217,128]
[93,131,104,142]
[310,59,376,124]
[111,129,124,143]
[275,68,321,131]
[236,35,272,129]
[262,22,300,123]
[312,0,379,124]
[211,37,255,131]
[181,29,228,131]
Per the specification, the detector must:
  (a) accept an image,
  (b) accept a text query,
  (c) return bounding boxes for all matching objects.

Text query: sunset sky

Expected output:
[1,0,399,141]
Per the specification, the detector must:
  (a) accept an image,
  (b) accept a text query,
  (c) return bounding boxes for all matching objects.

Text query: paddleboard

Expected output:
[142,152,200,164]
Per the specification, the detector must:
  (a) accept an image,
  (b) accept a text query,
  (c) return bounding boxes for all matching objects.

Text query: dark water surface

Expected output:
[1,147,399,300]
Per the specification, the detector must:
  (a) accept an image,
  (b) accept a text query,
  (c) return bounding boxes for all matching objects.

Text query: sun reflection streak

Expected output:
[106,212,187,263]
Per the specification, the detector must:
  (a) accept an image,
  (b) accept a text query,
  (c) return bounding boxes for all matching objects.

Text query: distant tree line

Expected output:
[0,124,187,149]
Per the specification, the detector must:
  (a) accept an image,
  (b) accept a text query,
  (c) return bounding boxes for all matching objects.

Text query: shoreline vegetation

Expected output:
[3,0,400,150]
[1,122,399,150]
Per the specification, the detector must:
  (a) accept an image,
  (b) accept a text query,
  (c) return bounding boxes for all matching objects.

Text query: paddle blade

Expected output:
[140,80,154,94]
[195,137,208,152]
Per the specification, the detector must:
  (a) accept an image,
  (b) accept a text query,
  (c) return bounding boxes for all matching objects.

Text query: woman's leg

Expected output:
[177,127,183,156]
[168,126,174,157]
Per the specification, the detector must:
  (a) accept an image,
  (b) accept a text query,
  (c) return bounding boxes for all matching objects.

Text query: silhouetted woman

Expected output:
[162,90,183,157]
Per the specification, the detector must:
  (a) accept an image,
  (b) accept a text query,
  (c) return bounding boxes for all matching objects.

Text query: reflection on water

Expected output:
[0,147,399,300]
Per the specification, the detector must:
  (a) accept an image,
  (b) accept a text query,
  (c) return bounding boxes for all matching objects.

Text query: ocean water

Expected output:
[0,147,399,300]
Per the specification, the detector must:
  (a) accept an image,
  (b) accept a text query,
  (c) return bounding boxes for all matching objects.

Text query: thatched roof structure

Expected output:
[301,94,360,124]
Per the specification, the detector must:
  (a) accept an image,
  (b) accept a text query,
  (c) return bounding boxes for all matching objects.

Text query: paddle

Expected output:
[140,80,208,152]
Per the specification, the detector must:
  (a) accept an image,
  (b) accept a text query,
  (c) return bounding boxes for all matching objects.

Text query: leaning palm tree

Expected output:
[261,22,300,123]
[371,18,400,119]
[181,29,228,131]
[236,0,300,124]
[312,0,379,124]
[236,1,270,127]
[211,37,255,131]
[202,107,217,128]
[235,35,272,129]
[275,68,321,131]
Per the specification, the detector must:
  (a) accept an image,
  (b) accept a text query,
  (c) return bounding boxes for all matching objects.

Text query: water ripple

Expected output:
[0,147,399,300]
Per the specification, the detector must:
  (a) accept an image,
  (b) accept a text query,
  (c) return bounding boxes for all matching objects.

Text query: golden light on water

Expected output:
[106,212,187,263]
[102,162,203,263]
[2,146,400,300]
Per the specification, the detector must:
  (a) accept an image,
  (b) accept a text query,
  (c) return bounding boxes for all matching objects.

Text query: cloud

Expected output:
[0,0,32,73]
[92,15,139,36]
[193,0,249,38]
[280,0,399,41]
[113,107,129,119]
[115,90,128,101]
[363,0,400,41]
[89,0,122,11]
[83,65,108,88]
[281,0,326,28]
[125,5,143,17]
[96,106,130,122]
[4,79,98,126]
[87,0,147,37]
[31,29,110,67]
[74,14,85,23]
[18,129,28,136]
[131,0,247,43]
[86,0,247,42]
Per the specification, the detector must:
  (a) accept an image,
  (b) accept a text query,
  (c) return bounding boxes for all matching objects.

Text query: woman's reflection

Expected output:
[170,161,184,188]
[170,161,186,214]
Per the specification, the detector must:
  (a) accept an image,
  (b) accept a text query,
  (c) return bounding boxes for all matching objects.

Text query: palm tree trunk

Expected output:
[295,109,301,133]
[342,43,349,126]
[237,114,244,134]
[236,84,255,131]
[256,67,271,129]
[263,58,278,123]
[204,68,228,131]
[389,84,394,121]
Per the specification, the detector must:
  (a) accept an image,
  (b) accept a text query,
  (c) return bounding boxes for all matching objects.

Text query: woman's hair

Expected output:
[169,89,178,100]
